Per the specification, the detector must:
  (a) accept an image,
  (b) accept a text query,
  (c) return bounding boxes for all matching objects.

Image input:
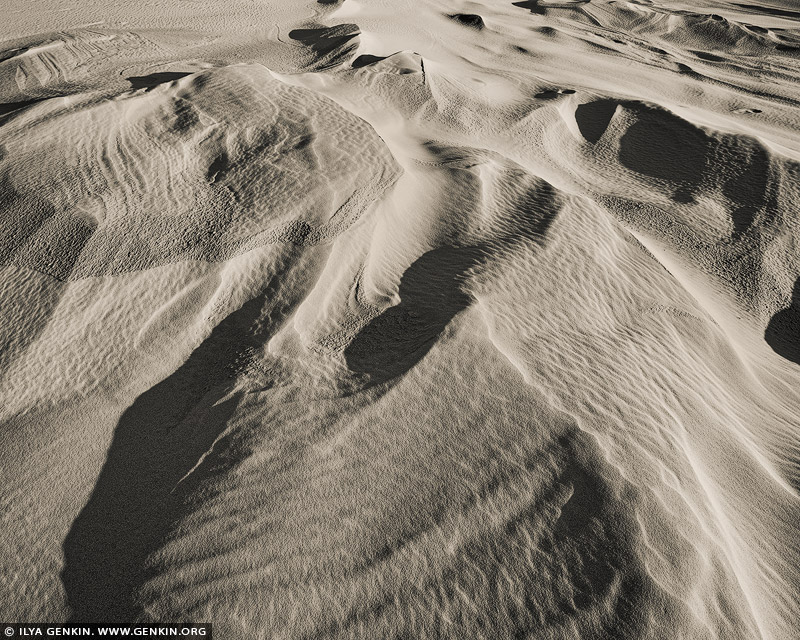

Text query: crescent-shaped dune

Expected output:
[1,1,799,638]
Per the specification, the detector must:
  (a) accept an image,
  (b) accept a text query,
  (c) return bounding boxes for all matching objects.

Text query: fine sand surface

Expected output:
[1,0,799,637]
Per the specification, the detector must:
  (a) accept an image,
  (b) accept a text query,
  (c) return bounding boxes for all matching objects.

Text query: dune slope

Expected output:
[1,1,799,638]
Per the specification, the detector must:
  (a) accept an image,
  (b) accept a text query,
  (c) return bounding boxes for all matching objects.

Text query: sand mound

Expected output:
[0,62,400,280]
[1,1,799,638]
[0,30,160,103]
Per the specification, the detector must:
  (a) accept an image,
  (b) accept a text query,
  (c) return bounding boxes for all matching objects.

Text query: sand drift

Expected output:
[1,0,799,638]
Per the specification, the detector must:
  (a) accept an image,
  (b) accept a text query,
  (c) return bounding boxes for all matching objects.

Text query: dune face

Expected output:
[1,0,800,638]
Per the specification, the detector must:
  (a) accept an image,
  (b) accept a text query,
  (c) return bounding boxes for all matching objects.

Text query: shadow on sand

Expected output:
[344,245,480,383]
[576,99,773,236]
[288,24,360,69]
[766,277,800,366]
[126,72,193,91]
[345,181,560,385]
[61,168,561,616]
[61,287,276,620]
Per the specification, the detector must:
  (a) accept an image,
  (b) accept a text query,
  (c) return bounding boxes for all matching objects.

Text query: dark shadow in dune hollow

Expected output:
[289,23,361,70]
[766,277,800,365]
[344,182,560,386]
[576,99,708,199]
[352,54,388,69]
[692,50,726,62]
[288,25,359,55]
[579,98,772,236]
[0,96,50,118]
[126,72,193,91]
[61,287,278,620]
[512,1,545,15]
[575,99,618,144]
[449,14,485,29]
[617,103,707,204]
[535,89,575,100]
[512,0,589,14]
[289,24,360,69]
[344,245,480,383]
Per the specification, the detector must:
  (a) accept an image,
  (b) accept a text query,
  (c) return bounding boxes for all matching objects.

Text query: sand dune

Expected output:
[1,0,799,638]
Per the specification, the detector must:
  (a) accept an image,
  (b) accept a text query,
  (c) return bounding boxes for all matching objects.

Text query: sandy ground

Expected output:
[1,0,799,637]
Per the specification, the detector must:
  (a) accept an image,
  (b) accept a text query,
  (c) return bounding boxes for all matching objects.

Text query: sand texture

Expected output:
[1,0,799,637]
